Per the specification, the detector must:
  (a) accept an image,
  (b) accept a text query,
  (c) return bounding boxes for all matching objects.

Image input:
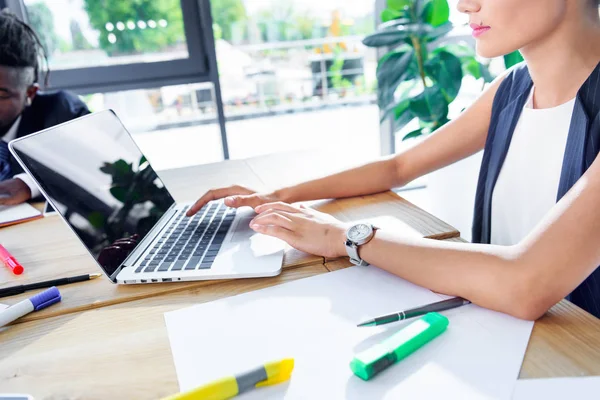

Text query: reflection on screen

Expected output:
[11,111,175,278]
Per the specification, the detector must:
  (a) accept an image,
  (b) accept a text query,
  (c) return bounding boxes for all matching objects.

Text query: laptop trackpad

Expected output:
[229,216,255,243]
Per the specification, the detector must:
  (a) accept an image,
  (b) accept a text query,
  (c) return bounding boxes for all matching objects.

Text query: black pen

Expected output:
[0,273,102,298]
[357,297,472,327]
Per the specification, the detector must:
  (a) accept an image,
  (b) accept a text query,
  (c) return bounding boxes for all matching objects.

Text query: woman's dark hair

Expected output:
[0,9,49,87]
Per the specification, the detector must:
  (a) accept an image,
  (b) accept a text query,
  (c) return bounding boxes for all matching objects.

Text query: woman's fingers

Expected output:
[251,212,295,231]
[255,201,302,214]
[250,223,297,244]
[187,185,255,216]
[225,194,265,209]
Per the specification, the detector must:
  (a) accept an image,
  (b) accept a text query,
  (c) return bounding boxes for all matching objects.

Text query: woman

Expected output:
[187,0,600,320]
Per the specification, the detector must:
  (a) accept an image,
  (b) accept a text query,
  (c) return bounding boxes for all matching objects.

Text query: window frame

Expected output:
[6,0,213,94]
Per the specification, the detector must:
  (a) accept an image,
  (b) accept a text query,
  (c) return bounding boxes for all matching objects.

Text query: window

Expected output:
[24,0,189,70]
[3,0,229,159]
[13,0,215,95]
[82,82,225,171]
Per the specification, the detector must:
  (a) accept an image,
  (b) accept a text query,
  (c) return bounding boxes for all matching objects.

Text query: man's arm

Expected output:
[15,173,39,198]
[0,177,32,205]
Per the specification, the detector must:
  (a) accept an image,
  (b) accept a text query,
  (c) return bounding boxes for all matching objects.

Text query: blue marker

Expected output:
[0,287,61,327]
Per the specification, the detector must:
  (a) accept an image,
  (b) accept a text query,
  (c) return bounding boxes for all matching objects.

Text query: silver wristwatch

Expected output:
[344,223,378,266]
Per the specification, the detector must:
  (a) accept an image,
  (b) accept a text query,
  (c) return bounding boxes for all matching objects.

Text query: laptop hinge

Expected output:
[110,204,179,281]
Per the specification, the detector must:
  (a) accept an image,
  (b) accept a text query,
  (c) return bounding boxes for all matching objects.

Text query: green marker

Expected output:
[350,312,449,381]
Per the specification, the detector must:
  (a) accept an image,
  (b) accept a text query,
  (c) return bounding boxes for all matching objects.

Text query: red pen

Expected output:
[0,244,24,275]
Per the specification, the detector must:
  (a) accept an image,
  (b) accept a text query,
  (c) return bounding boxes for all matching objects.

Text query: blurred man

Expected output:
[0,10,89,205]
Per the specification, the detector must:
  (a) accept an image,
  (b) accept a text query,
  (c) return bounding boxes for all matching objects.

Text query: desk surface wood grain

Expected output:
[2,249,599,399]
[0,264,329,400]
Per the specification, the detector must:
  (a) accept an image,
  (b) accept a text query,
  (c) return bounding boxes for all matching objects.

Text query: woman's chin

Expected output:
[475,40,520,61]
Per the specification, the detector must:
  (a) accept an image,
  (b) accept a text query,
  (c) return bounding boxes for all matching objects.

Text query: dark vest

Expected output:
[472,62,600,318]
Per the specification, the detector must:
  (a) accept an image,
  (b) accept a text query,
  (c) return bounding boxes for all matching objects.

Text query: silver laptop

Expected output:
[9,110,284,284]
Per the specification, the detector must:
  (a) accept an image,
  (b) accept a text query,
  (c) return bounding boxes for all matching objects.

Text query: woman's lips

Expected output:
[470,23,491,38]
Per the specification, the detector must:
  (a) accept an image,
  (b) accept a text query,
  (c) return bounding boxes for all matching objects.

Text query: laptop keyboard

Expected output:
[135,203,236,274]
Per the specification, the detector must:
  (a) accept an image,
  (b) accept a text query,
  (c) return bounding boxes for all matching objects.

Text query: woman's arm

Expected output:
[189,73,509,216]
[340,152,600,321]
[279,74,505,203]
[252,154,600,321]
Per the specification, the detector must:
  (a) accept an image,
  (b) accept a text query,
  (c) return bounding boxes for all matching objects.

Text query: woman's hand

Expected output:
[250,202,349,258]
[187,185,280,216]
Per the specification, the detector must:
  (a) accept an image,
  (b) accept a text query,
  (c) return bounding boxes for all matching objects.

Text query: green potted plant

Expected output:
[363,0,492,141]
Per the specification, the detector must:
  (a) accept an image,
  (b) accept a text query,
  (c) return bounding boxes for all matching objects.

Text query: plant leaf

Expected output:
[425,21,453,42]
[463,57,481,79]
[393,99,411,119]
[394,106,415,132]
[379,80,418,122]
[88,211,105,228]
[99,163,113,175]
[112,159,131,175]
[436,43,495,83]
[376,49,413,84]
[378,18,412,31]
[422,0,450,27]
[425,50,463,102]
[110,186,127,202]
[480,64,494,83]
[402,128,424,141]
[409,86,449,123]
[415,0,432,19]
[387,0,411,11]
[363,30,408,48]
[377,49,415,106]
[363,24,423,48]
[434,43,475,59]
[504,51,524,69]
[381,8,403,23]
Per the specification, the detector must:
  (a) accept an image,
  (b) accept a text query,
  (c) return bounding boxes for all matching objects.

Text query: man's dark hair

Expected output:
[0,9,49,87]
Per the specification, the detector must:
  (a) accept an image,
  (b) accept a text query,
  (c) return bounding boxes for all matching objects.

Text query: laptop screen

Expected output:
[10,110,175,279]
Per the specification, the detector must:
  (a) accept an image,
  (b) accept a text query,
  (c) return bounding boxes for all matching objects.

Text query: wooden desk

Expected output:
[2,242,600,399]
[0,151,457,323]
[0,264,329,400]
[3,151,596,398]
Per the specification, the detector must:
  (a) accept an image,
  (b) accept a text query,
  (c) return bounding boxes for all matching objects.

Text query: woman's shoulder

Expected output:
[492,62,532,104]
[492,62,533,113]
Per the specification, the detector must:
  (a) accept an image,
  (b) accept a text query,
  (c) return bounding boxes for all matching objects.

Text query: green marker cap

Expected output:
[350,312,449,381]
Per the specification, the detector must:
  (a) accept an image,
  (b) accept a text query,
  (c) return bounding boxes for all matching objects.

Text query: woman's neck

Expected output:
[521,9,600,109]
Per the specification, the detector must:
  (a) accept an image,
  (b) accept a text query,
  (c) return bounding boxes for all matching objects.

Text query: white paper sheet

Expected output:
[512,377,600,399]
[165,267,534,399]
[0,203,41,226]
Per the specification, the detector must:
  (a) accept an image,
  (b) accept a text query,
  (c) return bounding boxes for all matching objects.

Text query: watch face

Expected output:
[347,224,372,242]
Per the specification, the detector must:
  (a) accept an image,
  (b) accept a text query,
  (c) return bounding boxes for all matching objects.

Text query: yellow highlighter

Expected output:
[162,358,294,400]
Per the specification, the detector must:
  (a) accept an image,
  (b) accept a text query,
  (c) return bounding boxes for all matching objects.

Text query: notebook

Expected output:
[0,203,43,228]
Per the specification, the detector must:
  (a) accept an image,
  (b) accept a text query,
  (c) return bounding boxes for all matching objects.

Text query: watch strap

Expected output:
[345,239,371,267]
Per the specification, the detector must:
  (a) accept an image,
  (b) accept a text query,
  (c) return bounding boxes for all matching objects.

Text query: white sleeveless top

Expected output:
[490,88,576,246]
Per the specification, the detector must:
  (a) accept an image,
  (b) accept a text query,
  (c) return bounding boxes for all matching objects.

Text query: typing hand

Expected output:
[249,202,349,258]
[0,178,32,206]
[186,185,279,217]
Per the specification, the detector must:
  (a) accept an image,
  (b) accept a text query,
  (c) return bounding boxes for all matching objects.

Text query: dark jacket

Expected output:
[9,90,90,174]
[472,62,600,317]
